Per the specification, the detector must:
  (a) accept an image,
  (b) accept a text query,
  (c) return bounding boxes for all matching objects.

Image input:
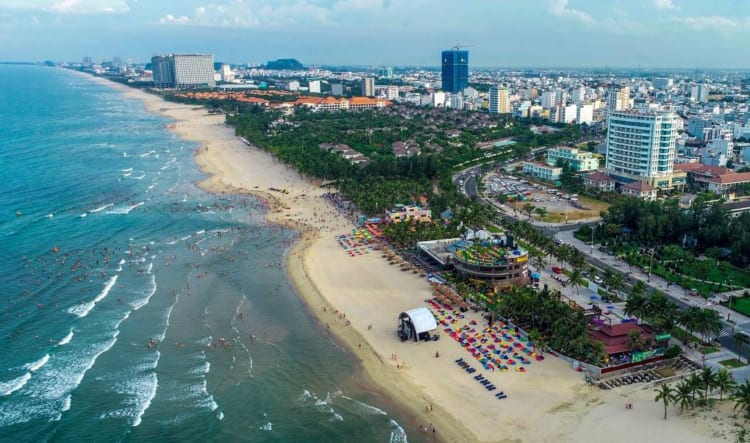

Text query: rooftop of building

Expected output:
[621,181,656,192]
[584,171,615,183]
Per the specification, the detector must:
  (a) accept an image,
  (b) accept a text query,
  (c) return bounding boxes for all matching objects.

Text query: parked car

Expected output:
[552,266,563,274]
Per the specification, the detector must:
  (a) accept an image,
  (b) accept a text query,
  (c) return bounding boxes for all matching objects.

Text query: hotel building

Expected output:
[152,54,215,89]
[605,111,686,191]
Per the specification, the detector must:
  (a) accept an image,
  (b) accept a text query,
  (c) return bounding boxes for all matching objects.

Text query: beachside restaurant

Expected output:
[589,320,664,370]
[450,240,529,287]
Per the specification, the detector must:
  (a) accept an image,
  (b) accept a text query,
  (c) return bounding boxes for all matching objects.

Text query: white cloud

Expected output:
[674,15,739,31]
[195,6,206,16]
[653,0,677,10]
[547,0,593,24]
[160,13,189,24]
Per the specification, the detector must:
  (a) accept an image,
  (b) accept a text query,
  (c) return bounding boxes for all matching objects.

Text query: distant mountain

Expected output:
[265,59,305,70]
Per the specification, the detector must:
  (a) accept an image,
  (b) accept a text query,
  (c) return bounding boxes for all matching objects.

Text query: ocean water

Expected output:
[0,65,410,442]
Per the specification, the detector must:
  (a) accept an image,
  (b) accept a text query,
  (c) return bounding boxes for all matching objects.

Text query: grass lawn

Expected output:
[729,297,750,317]
[718,358,746,369]
[671,326,701,344]
[699,346,721,355]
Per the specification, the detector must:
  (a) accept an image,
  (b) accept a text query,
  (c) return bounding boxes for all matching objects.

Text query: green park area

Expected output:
[730,297,750,317]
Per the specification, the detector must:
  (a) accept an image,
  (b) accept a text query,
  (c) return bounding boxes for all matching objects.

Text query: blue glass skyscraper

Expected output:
[441,50,469,93]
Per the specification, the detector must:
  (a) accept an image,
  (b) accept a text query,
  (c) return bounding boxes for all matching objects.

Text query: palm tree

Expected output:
[674,380,694,413]
[699,367,718,401]
[609,273,626,300]
[715,368,736,402]
[567,268,586,297]
[522,203,535,220]
[624,293,648,324]
[687,373,703,403]
[696,309,722,344]
[680,306,703,344]
[654,383,676,420]
[732,380,750,419]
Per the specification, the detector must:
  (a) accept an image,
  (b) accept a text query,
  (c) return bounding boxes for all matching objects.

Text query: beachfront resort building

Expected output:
[152,54,215,89]
[385,204,432,223]
[546,146,599,172]
[605,111,687,192]
[417,235,528,287]
[522,161,562,182]
[293,96,391,112]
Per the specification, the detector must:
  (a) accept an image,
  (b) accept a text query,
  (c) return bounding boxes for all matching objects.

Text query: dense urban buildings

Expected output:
[151,54,215,88]
[441,49,469,93]
[489,86,510,114]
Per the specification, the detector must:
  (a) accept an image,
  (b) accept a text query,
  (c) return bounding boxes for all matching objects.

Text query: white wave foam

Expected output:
[217,411,224,421]
[106,202,143,215]
[195,230,205,235]
[146,262,153,275]
[189,361,211,376]
[58,330,74,346]
[122,172,132,177]
[89,203,113,213]
[329,413,343,422]
[0,372,31,396]
[259,422,272,431]
[341,395,387,415]
[132,371,158,427]
[140,150,155,158]
[121,167,133,172]
[67,275,118,318]
[62,395,71,412]
[79,213,87,218]
[389,419,408,443]
[132,174,146,180]
[46,213,54,218]
[132,274,157,311]
[25,354,50,372]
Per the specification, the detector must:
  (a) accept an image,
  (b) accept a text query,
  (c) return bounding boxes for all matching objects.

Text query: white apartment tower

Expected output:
[361,77,375,97]
[489,86,510,114]
[607,86,631,112]
[540,91,556,109]
[605,111,681,189]
[152,54,215,89]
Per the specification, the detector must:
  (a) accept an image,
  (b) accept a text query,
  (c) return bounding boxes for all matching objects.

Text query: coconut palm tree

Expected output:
[608,273,626,300]
[674,380,694,413]
[680,306,703,344]
[696,309,722,344]
[687,373,703,403]
[624,293,648,324]
[715,368,736,402]
[654,383,676,420]
[699,367,718,401]
[731,380,750,419]
[567,268,586,297]
[522,203,536,220]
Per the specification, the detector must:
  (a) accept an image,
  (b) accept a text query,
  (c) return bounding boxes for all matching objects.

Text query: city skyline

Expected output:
[2,0,750,68]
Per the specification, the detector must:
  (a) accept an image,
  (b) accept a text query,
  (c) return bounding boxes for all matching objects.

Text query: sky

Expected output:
[1,0,750,68]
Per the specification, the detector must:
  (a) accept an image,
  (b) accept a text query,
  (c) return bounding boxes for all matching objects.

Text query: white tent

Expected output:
[398,307,438,341]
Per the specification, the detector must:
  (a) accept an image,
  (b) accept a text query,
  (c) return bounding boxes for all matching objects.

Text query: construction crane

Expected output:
[452,43,475,51]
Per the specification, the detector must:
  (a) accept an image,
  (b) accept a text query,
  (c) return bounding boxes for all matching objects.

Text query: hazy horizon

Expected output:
[2,0,750,69]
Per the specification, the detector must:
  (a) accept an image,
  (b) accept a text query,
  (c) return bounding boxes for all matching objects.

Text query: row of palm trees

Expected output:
[654,367,750,421]
[495,284,607,365]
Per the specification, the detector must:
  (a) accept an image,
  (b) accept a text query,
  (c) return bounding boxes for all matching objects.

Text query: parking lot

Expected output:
[482,172,606,222]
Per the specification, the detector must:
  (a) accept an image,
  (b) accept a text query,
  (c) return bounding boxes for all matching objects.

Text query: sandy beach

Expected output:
[83,73,739,443]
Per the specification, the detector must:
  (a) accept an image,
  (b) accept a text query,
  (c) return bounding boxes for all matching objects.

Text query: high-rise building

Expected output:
[540,91,556,109]
[386,86,399,100]
[691,84,709,103]
[607,86,631,112]
[360,77,375,97]
[308,80,322,94]
[378,67,394,78]
[151,54,215,88]
[605,111,685,190]
[219,64,234,82]
[441,49,469,94]
[489,86,510,114]
[331,83,343,96]
[652,77,673,90]
[576,104,594,125]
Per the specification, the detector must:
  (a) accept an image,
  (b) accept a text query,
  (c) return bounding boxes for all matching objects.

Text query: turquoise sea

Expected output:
[0,65,410,442]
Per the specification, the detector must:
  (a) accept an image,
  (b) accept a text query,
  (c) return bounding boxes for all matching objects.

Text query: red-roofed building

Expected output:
[589,322,655,356]
[675,163,750,198]
[621,181,657,200]
[582,171,616,193]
